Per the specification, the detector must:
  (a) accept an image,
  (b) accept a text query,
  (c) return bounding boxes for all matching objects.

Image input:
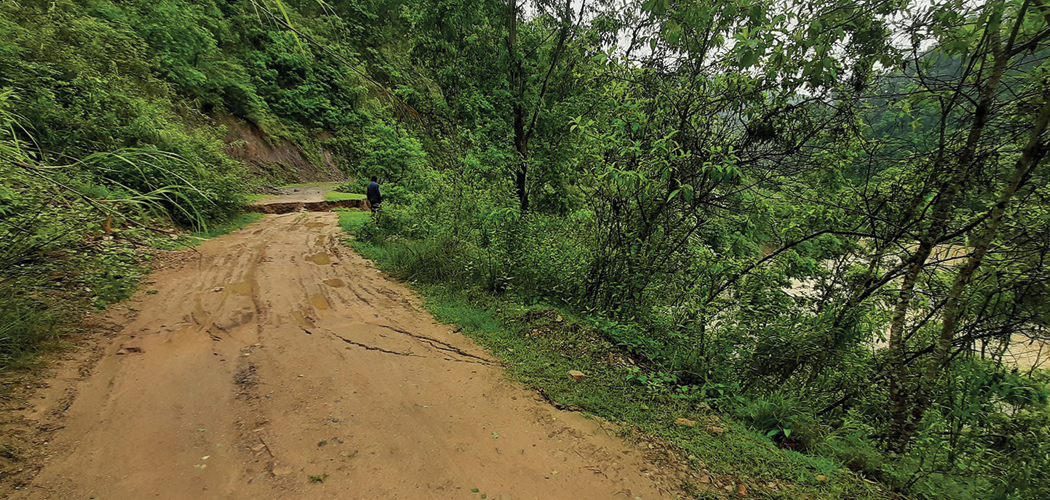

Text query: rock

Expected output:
[568,370,586,380]
[213,287,224,292]
[738,484,748,496]
[707,426,725,435]
[699,475,710,484]
[816,474,827,482]
[555,315,564,322]
[674,418,696,427]
[116,345,143,355]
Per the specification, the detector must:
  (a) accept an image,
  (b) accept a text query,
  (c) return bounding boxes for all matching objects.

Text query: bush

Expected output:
[736,394,826,451]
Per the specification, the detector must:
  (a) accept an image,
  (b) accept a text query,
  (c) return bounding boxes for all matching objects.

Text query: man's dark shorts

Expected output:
[370,201,382,213]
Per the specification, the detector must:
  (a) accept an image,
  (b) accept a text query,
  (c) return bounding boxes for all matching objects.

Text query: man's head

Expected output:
[370,176,377,182]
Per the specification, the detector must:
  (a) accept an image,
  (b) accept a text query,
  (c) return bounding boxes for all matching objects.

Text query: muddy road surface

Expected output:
[10,213,666,499]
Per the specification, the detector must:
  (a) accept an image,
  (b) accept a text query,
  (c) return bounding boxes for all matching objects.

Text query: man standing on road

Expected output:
[367,176,382,223]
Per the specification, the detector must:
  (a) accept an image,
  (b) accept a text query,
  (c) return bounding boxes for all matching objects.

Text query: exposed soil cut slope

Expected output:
[8,213,669,499]
[218,115,346,184]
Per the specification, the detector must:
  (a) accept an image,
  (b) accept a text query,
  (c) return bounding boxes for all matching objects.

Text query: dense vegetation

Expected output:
[0,0,400,365]
[352,0,1050,498]
[4,0,1050,498]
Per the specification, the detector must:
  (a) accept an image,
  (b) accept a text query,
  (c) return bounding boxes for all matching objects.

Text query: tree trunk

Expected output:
[507,0,529,212]
[905,95,1050,442]
[886,23,1012,452]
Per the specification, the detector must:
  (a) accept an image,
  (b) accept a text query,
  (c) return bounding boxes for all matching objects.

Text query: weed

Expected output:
[308,472,328,483]
[0,444,23,461]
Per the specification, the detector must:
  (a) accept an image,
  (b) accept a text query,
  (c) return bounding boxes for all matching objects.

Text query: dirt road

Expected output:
[10,212,666,499]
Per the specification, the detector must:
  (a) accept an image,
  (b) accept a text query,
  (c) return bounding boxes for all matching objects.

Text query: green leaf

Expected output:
[740,50,758,67]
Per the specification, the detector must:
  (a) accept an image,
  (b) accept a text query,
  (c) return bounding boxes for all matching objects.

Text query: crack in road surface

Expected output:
[370,322,499,365]
[325,328,417,357]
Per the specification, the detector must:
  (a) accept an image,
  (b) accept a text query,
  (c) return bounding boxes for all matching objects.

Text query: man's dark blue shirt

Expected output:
[367,181,381,203]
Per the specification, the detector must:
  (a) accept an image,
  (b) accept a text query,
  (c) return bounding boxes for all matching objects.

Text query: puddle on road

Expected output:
[306,253,333,265]
[228,281,252,296]
[323,278,346,288]
[291,310,313,328]
[311,293,329,310]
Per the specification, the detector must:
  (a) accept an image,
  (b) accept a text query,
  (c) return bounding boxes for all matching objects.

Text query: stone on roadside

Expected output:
[568,370,586,380]
[674,417,696,427]
[707,426,725,435]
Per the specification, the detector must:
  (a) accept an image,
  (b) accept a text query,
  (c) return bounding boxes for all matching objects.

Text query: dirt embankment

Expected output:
[247,184,370,214]
[247,199,370,214]
[3,213,675,499]
[217,115,347,184]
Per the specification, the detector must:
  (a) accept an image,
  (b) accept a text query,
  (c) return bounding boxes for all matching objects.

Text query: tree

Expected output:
[409,0,597,213]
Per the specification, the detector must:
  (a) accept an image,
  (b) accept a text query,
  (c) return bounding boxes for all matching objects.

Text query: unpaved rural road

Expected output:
[9,212,667,499]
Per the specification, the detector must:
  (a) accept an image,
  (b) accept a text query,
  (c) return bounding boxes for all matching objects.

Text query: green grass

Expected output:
[342,235,891,500]
[325,191,366,201]
[245,193,270,203]
[336,209,371,232]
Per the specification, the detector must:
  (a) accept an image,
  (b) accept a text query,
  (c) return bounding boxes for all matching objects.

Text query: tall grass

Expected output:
[0,89,243,370]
